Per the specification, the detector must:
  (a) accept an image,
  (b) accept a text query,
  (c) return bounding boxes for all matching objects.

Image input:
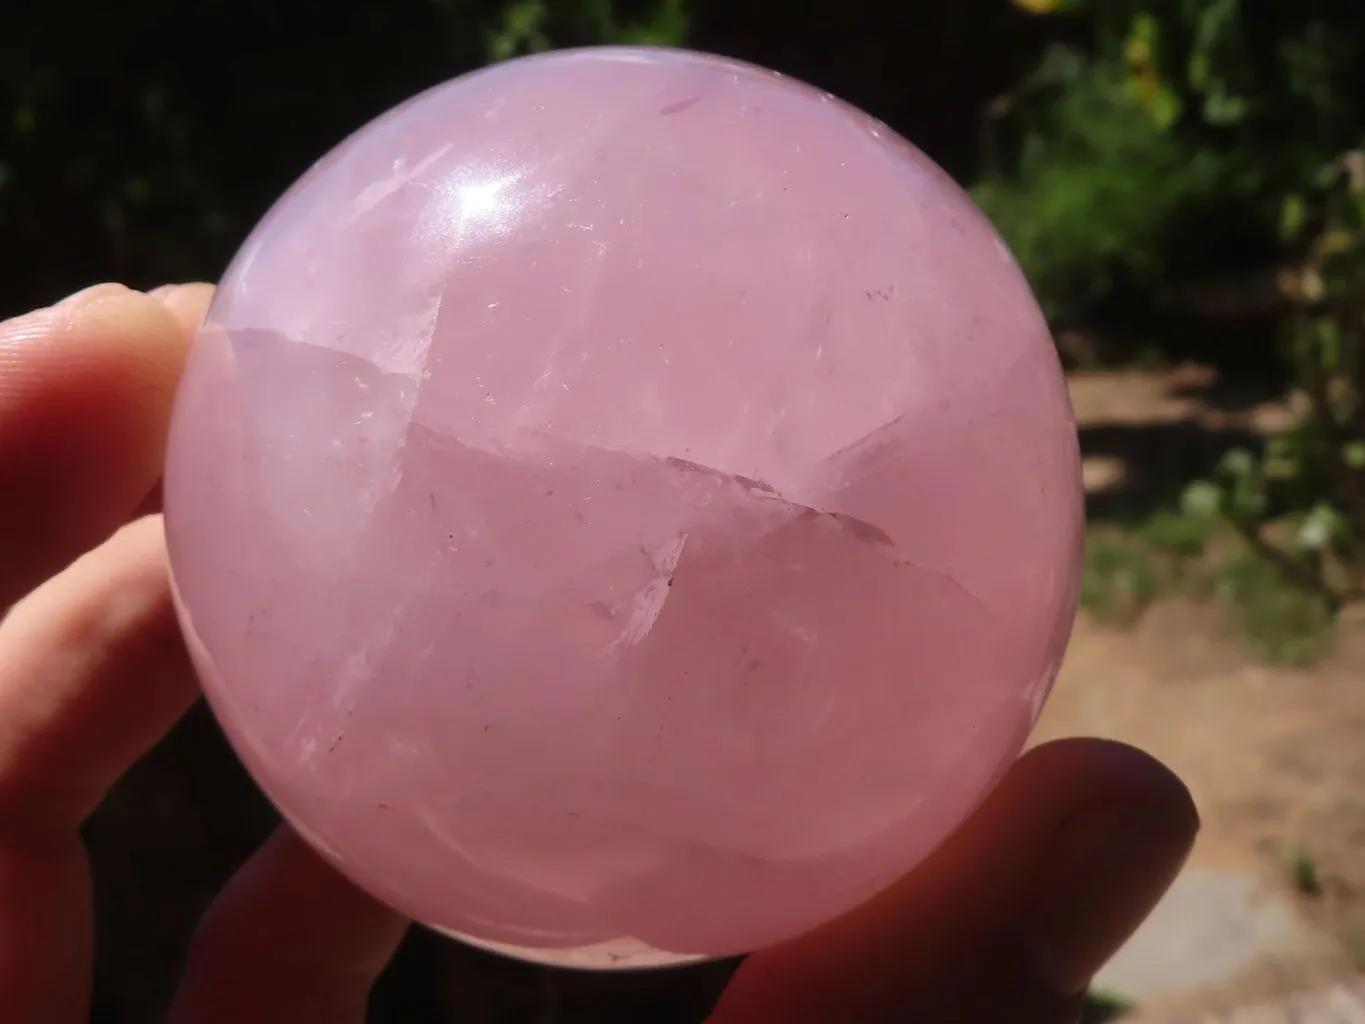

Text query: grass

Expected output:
[1082,533,1161,626]
[1339,928,1365,970]
[1216,553,1334,666]
[1083,986,1137,1022]
[1283,844,1324,897]
[1082,504,1337,665]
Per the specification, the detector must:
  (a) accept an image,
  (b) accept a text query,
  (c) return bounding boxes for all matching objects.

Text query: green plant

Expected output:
[1181,155,1365,634]
[1083,985,1137,1022]
[1082,533,1161,624]
[1340,928,1365,970]
[1215,548,1334,665]
[983,1,1363,325]
[1284,844,1323,897]
[1140,481,1220,555]
[994,1,1365,633]
[973,50,1247,320]
[487,0,686,60]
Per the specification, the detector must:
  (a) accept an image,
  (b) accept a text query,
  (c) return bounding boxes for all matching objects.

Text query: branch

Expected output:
[1228,516,1348,614]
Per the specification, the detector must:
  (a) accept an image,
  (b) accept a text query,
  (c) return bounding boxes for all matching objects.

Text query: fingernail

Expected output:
[1024,801,1198,995]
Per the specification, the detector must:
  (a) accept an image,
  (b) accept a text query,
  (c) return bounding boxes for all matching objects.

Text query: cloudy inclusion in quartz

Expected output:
[163,46,1084,968]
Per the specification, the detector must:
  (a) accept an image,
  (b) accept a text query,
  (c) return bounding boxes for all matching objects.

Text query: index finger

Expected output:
[0,284,212,608]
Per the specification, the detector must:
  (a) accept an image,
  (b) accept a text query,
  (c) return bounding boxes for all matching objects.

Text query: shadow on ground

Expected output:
[1164,372,1287,416]
[1081,420,1262,522]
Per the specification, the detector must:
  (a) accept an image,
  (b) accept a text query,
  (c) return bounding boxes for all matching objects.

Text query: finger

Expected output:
[0,515,200,1023]
[148,283,216,340]
[137,284,215,517]
[709,739,1198,1024]
[0,283,209,608]
[167,827,409,1024]
[0,834,90,1024]
[0,515,198,831]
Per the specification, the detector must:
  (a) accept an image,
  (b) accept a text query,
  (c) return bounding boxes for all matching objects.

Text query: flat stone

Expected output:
[1095,868,1338,1002]
[1128,980,1365,1023]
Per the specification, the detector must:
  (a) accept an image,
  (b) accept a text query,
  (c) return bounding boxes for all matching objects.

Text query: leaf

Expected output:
[1011,0,1081,14]
[1280,193,1307,241]
[1217,448,1268,521]
[1218,447,1258,481]
[1262,429,1303,479]
[1296,503,1343,552]
[1315,316,1341,371]
[486,0,551,62]
[1181,479,1224,520]
[1202,91,1247,125]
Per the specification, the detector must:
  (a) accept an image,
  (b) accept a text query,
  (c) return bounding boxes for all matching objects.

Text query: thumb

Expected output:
[710,739,1198,1023]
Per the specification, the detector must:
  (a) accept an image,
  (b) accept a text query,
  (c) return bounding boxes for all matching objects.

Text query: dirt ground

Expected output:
[1034,368,1365,1014]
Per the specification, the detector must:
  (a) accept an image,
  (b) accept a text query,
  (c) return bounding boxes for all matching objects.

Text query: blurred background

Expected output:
[3,0,1364,1020]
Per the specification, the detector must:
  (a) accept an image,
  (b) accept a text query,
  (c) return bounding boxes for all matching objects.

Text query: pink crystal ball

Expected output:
[164,45,1083,968]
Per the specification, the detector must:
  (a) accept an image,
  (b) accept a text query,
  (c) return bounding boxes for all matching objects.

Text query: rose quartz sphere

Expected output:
[164,46,1083,968]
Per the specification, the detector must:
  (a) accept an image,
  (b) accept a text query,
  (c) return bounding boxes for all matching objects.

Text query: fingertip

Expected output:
[195,827,408,977]
[0,514,197,835]
[0,283,191,438]
[149,283,216,339]
[168,827,409,1024]
[1014,738,1200,838]
[1017,741,1199,995]
[709,739,1198,1023]
[0,285,194,604]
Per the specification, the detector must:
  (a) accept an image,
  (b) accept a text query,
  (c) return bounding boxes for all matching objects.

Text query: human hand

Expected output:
[706,737,1197,1022]
[0,284,409,1024]
[0,283,1198,1024]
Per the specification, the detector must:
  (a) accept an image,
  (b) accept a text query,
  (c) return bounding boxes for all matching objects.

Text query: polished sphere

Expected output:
[164,46,1083,968]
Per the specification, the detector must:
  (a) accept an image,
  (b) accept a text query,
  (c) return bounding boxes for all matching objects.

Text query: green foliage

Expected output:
[1215,548,1334,665]
[1080,481,1349,663]
[1283,844,1324,897]
[1140,479,1220,555]
[487,0,687,60]
[996,1,1365,650]
[1081,492,1342,663]
[980,0,1364,321]
[973,49,1247,318]
[1083,985,1137,1022]
[1082,533,1161,624]
[1178,155,1365,629]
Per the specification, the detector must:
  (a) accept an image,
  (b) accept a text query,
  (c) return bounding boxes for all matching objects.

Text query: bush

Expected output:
[979,0,1364,328]
[991,1,1365,652]
[972,48,1254,321]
